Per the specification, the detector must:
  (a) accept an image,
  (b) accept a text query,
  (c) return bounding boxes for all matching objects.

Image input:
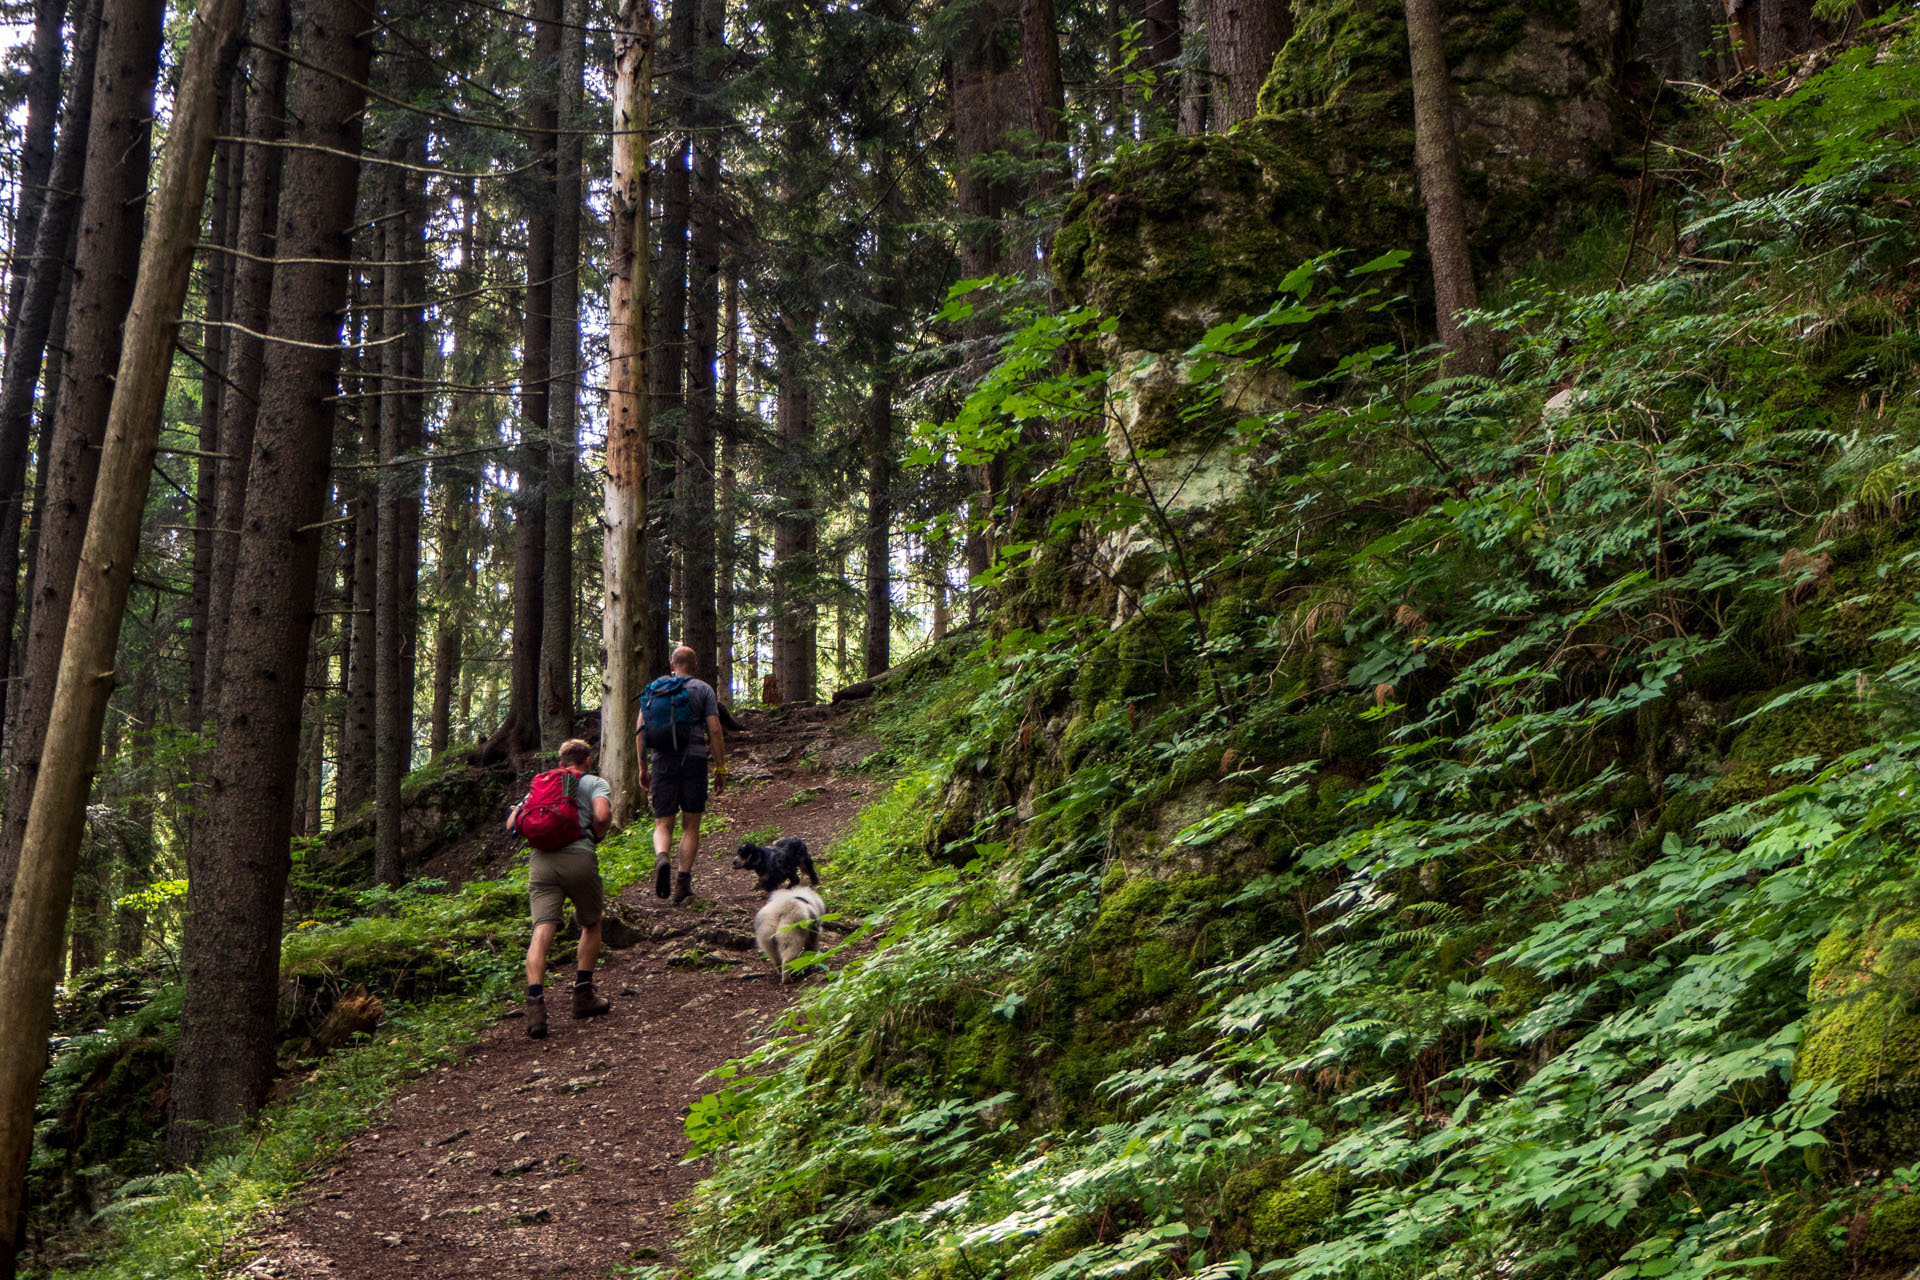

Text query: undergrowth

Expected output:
[672,26,1920,1280]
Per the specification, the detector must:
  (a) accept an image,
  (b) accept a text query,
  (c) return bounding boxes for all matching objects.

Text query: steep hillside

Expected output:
[670,22,1920,1280]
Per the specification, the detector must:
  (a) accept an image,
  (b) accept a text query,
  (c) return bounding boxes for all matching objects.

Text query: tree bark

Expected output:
[679,0,722,685]
[649,0,697,674]
[864,242,905,680]
[1142,0,1181,111]
[0,0,103,766]
[3,0,66,357]
[1178,0,1209,133]
[541,0,586,746]
[0,0,246,1258]
[1200,0,1290,125]
[203,0,290,716]
[604,0,654,827]
[511,0,560,756]
[0,0,151,944]
[716,269,738,704]
[189,80,243,729]
[1405,0,1480,363]
[167,0,371,1162]
[338,281,377,816]
[1019,0,1067,193]
[374,130,424,890]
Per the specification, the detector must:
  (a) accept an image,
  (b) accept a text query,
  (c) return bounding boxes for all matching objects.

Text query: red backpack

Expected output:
[516,768,584,853]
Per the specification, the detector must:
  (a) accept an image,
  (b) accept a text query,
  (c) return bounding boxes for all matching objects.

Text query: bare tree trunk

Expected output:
[3,0,66,356]
[0,0,103,765]
[189,82,243,729]
[511,0,560,756]
[167,0,371,1162]
[0,0,152,944]
[716,270,738,704]
[744,517,761,702]
[1405,0,1481,364]
[542,0,586,745]
[679,0,722,685]
[0,0,246,1257]
[1020,0,1067,194]
[864,240,905,680]
[1179,1,1209,133]
[930,530,951,642]
[1142,0,1181,117]
[204,0,290,709]
[374,130,424,890]
[115,657,155,960]
[649,0,699,674]
[604,0,654,827]
[1201,0,1290,124]
[338,286,377,815]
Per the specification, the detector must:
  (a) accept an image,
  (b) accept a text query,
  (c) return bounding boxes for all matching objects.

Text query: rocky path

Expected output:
[242,706,878,1280]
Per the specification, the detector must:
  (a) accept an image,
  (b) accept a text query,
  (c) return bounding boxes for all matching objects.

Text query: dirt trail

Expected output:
[242,705,878,1280]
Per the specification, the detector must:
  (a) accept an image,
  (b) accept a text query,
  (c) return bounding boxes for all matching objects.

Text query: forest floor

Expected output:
[237,704,881,1280]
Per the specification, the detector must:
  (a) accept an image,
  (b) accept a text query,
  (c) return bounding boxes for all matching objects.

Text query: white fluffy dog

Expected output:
[754,886,824,984]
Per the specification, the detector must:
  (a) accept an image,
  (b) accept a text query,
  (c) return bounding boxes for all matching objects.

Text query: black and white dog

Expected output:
[732,836,819,893]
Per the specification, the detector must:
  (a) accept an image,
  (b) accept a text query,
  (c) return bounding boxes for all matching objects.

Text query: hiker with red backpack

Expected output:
[505,737,614,1038]
[639,645,727,905]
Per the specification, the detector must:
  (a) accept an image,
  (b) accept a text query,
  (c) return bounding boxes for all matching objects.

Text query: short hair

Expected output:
[558,738,593,767]
[670,645,697,673]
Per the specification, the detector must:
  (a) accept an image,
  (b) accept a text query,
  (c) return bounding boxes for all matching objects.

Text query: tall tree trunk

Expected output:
[0,0,246,1258]
[649,0,697,675]
[203,0,289,712]
[1179,1,1209,133]
[430,472,472,754]
[373,131,424,890]
[680,0,722,684]
[1142,0,1181,116]
[512,0,560,756]
[716,269,738,704]
[863,377,895,679]
[541,0,586,745]
[771,360,814,704]
[189,83,243,729]
[338,279,377,815]
[604,0,655,826]
[1405,0,1480,363]
[0,0,103,767]
[167,0,371,1162]
[744,517,761,701]
[3,0,65,355]
[115,658,155,961]
[1019,0,1067,194]
[0,0,150,942]
[1201,0,1290,124]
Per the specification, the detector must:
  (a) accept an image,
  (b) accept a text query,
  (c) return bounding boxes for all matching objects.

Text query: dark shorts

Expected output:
[650,753,709,817]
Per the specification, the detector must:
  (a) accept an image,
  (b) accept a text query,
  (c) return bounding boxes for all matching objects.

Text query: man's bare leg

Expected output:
[525,921,559,988]
[577,921,602,975]
[677,816,700,874]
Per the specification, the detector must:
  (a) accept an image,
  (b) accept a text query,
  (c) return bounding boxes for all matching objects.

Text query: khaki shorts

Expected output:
[528,847,604,928]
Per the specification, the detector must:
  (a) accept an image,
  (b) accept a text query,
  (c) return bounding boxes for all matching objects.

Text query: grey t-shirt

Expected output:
[643,677,721,760]
[561,772,611,854]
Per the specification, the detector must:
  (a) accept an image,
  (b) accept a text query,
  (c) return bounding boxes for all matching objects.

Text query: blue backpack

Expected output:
[641,675,698,754]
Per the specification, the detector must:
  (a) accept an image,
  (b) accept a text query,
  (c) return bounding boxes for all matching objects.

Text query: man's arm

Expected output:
[592,795,612,840]
[635,706,649,784]
[707,714,726,792]
[504,802,522,837]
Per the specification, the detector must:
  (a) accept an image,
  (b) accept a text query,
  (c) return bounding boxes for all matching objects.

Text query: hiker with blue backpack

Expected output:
[639,645,727,905]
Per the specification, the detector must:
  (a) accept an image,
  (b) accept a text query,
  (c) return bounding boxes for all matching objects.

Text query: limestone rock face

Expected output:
[1055,0,1633,355]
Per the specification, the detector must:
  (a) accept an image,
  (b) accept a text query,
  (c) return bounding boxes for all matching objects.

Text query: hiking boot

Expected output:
[653,857,672,899]
[525,996,548,1040]
[571,978,611,1019]
[671,871,694,905]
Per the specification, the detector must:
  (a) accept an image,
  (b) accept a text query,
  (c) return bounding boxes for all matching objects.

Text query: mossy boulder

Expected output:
[1709,699,1869,809]
[1798,911,1920,1159]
